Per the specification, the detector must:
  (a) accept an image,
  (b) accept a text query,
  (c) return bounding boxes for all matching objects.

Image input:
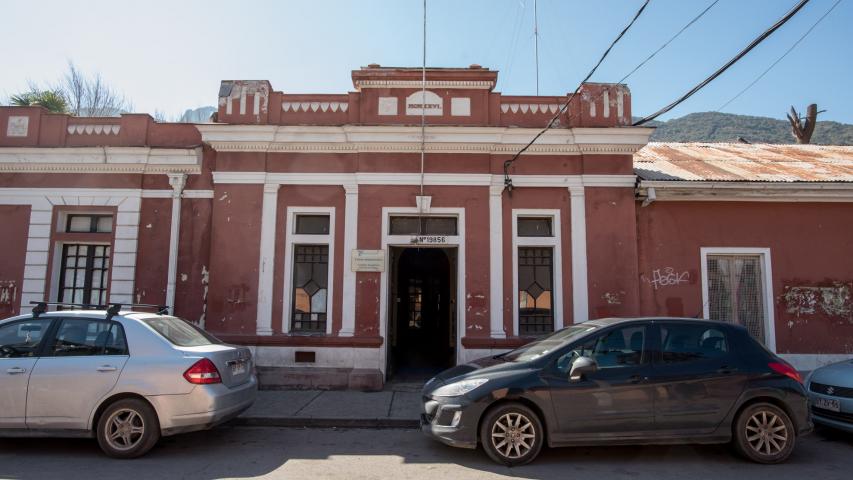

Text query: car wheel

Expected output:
[96,398,161,459]
[733,402,796,464]
[479,403,544,466]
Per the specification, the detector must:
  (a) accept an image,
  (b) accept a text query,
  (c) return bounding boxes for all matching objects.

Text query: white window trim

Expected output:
[700,247,776,352]
[282,207,335,335]
[378,207,466,376]
[512,209,563,337]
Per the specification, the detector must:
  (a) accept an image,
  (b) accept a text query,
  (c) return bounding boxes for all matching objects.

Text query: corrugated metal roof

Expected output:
[634,142,853,182]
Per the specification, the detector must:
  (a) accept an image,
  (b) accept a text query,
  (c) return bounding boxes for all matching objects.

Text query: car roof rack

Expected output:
[30,301,170,320]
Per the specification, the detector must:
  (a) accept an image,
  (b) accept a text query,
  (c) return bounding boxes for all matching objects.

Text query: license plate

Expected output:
[815,397,841,412]
[230,360,247,376]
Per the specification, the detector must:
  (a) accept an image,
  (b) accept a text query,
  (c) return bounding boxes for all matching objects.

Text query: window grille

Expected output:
[518,247,554,336]
[58,244,111,306]
[707,255,765,342]
[291,245,329,333]
[389,216,457,235]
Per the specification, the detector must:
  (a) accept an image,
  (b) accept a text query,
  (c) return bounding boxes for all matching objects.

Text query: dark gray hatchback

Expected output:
[421,317,811,466]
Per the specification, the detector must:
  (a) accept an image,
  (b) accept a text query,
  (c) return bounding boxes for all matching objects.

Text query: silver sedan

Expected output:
[0,304,257,458]
[807,358,853,434]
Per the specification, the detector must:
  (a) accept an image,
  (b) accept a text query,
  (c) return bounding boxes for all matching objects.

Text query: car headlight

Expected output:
[432,378,488,397]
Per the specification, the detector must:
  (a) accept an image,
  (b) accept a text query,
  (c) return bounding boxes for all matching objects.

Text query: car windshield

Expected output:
[501,324,599,363]
[142,316,221,347]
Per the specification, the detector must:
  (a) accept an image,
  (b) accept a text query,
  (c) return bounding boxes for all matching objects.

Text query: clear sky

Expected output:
[2,0,851,123]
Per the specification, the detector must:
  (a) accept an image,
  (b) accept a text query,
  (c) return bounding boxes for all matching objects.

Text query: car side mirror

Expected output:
[569,356,597,381]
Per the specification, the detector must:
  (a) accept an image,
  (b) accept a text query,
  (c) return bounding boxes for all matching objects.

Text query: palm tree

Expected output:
[9,90,68,114]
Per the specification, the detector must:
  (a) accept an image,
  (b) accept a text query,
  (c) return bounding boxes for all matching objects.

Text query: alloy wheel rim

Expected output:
[745,410,787,456]
[105,408,145,451]
[491,412,536,459]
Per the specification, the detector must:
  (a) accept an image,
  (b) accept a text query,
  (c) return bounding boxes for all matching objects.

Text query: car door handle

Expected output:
[717,366,738,375]
[6,367,26,375]
[629,374,647,384]
[97,365,117,372]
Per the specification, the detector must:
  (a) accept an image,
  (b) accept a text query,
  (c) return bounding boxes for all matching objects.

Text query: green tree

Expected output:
[9,89,68,114]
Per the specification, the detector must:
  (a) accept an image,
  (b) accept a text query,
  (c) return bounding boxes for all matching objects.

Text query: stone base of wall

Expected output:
[257,366,384,391]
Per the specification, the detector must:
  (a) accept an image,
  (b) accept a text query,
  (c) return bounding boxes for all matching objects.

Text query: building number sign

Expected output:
[410,235,448,245]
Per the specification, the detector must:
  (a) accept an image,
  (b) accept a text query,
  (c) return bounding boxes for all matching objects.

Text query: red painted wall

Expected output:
[0,205,31,316]
[205,184,263,334]
[637,201,853,354]
[585,187,641,318]
[174,198,213,323]
[133,198,172,306]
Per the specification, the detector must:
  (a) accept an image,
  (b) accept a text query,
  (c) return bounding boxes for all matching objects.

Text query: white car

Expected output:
[0,302,257,458]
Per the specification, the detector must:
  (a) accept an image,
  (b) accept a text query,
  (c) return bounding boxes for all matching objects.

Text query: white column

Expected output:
[256,183,280,336]
[165,174,186,314]
[569,186,589,323]
[489,184,506,338]
[340,183,358,336]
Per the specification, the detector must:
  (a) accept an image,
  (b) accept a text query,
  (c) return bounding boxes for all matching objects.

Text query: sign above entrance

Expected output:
[410,235,448,245]
[406,91,443,116]
[351,249,385,272]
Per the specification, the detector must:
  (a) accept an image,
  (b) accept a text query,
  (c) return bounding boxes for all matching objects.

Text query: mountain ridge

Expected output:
[645,112,853,145]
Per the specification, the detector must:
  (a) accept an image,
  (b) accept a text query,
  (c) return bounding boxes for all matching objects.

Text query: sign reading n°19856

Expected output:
[410,235,448,245]
[351,250,385,272]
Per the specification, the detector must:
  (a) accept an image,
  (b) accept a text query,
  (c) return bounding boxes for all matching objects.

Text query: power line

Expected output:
[717,0,842,112]
[574,0,720,128]
[619,0,720,85]
[634,0,812,126]
[503,0,651,190]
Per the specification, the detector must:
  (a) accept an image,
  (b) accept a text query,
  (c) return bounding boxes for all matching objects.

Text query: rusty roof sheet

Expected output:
[634,143,853,182]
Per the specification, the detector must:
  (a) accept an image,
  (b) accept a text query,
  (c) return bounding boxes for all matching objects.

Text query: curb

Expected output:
[233,417,420,429]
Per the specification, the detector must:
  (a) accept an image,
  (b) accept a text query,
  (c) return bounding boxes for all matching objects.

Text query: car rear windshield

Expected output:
[502,324,598,363]
[142,316,222,347]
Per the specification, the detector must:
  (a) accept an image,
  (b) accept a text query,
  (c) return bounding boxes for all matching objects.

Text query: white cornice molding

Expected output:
[638,180,853,202]
[197,125,653,155]
[212,172,636,188]
[0,147,202,175]
[353,80,495,90]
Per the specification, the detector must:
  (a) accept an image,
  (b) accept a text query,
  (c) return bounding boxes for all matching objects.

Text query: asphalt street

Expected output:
[1,425,851,480]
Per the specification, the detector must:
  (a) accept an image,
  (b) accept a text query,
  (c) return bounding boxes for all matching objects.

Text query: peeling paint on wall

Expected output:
[198,265,209,327]
[781,282,853,321]
[0,280,17,306]
[602,291,623,305]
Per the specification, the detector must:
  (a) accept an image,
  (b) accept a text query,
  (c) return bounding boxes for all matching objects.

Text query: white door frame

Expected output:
[379,207,466,376]
[700,247,776,352]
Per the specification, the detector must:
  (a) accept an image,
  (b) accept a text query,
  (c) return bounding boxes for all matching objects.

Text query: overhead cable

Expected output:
[634,0,812,126]
[717,0,842,112]
[503,0,651,190]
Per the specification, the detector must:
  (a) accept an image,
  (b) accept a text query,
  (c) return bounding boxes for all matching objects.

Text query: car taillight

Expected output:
[183,358,221,384]
[769,361,802,384]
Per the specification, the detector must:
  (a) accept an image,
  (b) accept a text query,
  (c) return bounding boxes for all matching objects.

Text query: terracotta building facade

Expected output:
[1,66,850,389]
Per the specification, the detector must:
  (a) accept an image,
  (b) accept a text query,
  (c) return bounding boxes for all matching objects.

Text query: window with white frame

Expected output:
[57,213,114,306]
[701,248,774,348]
[286,209,335,334]
[513,211,562,336]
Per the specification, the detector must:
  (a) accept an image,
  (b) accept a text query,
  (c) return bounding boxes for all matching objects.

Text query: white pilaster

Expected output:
[489,183,506,338]
[256,183,280,336]
[165,173,186,314]
[569,187,589,323]
[340,183,358,336]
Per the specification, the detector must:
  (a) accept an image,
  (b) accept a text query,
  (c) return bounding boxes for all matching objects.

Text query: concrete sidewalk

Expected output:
[236,384,423,429]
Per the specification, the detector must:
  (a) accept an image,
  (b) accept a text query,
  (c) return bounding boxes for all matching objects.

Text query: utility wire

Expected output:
[503,0,651,189]
[575,0,720,131]
[717,0,842,111]
[634,0,812,126]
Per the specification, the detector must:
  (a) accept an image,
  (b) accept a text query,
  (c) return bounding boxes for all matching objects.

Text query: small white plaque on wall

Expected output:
[6,116,29,137]
[378,97,398,116]
[406,91,443,116]
[351,249,385,272]
[451,97,471,116]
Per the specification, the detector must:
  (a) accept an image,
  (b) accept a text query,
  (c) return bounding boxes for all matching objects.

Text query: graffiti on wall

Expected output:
[643,267,690,290]
[0,280,17,307]
[781,282,852,321]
